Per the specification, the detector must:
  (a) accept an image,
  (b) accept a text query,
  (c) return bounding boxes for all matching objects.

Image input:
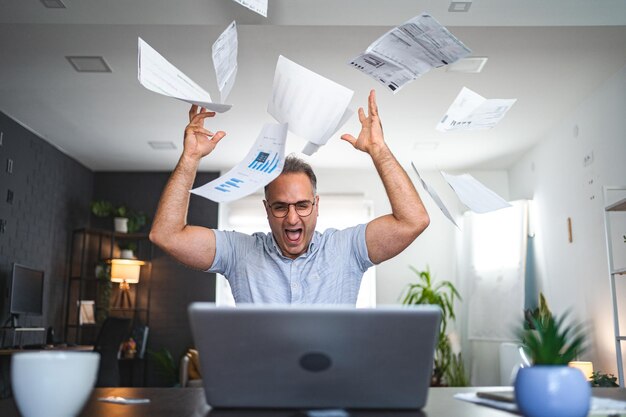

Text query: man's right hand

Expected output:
[150,104,225,271]
[184,105,227,161]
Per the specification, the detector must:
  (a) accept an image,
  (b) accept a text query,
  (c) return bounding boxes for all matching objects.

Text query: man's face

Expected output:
[264,172,319,259]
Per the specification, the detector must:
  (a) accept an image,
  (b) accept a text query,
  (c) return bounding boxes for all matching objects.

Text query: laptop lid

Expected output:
[188,303,441,410]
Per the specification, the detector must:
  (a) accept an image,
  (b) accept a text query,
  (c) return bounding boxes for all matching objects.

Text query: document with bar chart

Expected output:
[190,122,288,203]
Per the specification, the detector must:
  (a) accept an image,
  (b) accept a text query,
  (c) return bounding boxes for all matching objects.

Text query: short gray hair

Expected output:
[264,154,317,195]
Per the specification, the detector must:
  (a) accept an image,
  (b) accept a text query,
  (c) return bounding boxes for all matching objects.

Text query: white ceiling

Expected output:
[1,0,626,172]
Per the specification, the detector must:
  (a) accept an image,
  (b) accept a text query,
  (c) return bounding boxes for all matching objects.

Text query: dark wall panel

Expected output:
[0,112,93,343]
[93,171,219,386]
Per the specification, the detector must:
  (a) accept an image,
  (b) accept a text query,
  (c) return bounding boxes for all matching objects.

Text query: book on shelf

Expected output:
[131,324,149,359]
[78,300,96,325]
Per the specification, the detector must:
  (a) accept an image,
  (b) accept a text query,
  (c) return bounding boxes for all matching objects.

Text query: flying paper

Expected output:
[190,123,288,203]
[349,13,471,93]
[138,37,231,113]
[213,21,238,103]
[437,87,516,131]
[441,171,511,213]
[268,55,353,155]
[231,0,267,17]
[411,163,459,228]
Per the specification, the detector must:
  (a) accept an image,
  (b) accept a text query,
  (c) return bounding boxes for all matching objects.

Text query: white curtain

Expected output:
[464,200,529,341]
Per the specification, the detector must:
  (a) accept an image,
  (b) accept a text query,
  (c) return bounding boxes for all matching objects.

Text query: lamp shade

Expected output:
[569,361,594,380]
[110,259,145,284]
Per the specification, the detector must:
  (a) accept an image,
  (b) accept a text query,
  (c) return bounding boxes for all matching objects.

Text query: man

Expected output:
[150,90,430,304]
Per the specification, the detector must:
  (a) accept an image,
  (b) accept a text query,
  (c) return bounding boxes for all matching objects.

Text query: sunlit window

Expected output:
[470,203,524,272]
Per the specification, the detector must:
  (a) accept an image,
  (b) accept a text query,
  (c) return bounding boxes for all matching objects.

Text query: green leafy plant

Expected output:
[94,261,112,324]
[90,200,148,233]
[590,371,619,387]
[401,266,461,386]
[148,348,179,387]
[518,312,587,365]
[523,292,552,330]
[445,352,469,387]
[118,240,138,253]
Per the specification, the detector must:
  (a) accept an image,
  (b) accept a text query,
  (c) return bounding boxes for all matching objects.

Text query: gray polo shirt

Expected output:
[208,223,374,304]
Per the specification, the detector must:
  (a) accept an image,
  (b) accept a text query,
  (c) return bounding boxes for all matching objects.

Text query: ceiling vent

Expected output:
[446,57,488,73]
[448,1,472,12]
[66,56,112,73]
[40,0,66,9]
[148,141,177,150]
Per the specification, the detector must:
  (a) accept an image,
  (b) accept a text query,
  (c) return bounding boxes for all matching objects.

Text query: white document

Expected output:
[213,21,238,103]
[190,123,288,203]
[441,172,511,214]
[455,392,626,416]
[349,13,471,93]
[268,55,354,155]
[437,87,517,131]
[137,37,231,113]
[411,163,458,228]
[231,0,267,17]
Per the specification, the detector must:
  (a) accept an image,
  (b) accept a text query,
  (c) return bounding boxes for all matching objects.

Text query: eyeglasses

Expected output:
[266,200,316,218]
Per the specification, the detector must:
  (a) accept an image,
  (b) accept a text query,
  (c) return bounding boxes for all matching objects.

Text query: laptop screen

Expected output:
[189,303,441,410]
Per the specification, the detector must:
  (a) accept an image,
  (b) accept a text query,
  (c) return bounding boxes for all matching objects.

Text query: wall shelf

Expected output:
[603,187,626,387]
[63,228,152,346]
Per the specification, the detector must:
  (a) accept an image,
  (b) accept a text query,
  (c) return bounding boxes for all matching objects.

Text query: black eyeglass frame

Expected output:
[264,199,316,218]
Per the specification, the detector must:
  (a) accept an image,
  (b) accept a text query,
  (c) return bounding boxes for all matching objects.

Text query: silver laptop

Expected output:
[188,303,441,410]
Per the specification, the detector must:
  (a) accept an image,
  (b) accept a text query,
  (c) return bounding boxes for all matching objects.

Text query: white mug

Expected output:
[11,351,100,417]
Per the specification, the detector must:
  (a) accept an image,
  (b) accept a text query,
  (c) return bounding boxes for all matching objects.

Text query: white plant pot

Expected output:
[114,217,128,233]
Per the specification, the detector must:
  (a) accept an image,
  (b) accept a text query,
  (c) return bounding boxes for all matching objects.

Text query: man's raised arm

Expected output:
[341,90,429,265]
[149,105,227,270]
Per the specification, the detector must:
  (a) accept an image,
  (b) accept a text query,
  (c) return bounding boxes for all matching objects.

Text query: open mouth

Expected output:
[285,228,303,243]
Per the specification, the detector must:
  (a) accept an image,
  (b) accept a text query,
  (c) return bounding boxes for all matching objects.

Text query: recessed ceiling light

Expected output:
[148,141,177,150]
[413,142,439,151]
[66,56,112,73]
[447,57,488,73]
[40,0,66,8]
[448,1,472,12]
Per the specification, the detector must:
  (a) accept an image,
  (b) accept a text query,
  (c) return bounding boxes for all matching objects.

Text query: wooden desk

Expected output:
[0,387,624,417]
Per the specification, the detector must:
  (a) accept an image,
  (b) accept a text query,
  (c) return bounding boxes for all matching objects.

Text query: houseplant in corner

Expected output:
[401,266,462,386]
[515,312,589,417]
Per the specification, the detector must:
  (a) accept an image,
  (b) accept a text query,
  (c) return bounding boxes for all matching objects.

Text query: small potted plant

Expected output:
[91,200,148,234]
[515,312,589,417]
[590,371,619,387]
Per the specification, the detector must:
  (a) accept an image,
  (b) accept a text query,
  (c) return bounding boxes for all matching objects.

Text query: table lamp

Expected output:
[569,360,594,380]
[110,259,145,308]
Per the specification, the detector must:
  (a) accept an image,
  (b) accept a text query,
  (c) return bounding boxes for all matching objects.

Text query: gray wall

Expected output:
[93,171,219,386]
[0,111,220,387]
[0,112,93,344]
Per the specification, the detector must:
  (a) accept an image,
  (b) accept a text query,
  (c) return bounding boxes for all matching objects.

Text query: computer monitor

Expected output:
[7,263,44,328]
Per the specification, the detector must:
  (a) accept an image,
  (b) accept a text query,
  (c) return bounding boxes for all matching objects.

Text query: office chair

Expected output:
[93,317,131,387]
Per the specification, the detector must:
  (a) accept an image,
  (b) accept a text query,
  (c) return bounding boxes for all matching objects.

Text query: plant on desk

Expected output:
[590,371,619,387]
[401,266,466,386]
[515,311,589,417]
